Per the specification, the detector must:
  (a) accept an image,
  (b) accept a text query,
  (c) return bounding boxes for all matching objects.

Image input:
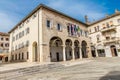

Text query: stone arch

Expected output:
[32,42,38,62]
[49,36,63,62]
[74,40,80,59]
[81,40,88,58]
[65,39,72,60]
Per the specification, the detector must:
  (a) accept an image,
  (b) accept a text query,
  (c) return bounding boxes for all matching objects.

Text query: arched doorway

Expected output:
[110,45,117,57]
[65,39,72,60]
[74,40,80,59]
[81,40,88,58]
[49,37,63,62]
[32,42,38,62]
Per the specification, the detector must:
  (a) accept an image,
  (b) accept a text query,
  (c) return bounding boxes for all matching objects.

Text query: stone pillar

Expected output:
[79,46,82,59]
[72,46,75,60]
[95,48,99,57]
[63,45,66,61]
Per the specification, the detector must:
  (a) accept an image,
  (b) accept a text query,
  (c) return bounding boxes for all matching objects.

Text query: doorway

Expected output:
[110,45,118,57]
[56,52,60,61]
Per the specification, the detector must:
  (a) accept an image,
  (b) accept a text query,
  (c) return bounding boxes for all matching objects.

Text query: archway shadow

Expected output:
[99,71,120,80]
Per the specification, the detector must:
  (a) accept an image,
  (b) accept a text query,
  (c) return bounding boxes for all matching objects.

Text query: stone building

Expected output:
[0,32,9,62]
[88,10,120,57]
[8,4,92,62]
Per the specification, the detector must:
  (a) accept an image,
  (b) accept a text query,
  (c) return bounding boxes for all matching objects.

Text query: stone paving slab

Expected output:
[1,57,120,80]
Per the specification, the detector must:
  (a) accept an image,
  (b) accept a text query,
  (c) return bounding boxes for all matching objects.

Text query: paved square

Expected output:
[4,57,119,80]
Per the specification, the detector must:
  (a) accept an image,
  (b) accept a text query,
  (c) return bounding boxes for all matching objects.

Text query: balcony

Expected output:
[101,25,116,33]
[103,37,120,44]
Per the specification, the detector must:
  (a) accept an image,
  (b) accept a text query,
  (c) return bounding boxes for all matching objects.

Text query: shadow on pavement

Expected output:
[99,71,120,80]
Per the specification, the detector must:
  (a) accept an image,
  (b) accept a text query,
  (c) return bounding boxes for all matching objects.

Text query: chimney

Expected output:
[115,9,119,13]
[106,14,109,18]
[85,15,89,23]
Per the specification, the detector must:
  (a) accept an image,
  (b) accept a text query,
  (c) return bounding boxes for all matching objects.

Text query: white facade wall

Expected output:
[88,14,120,57]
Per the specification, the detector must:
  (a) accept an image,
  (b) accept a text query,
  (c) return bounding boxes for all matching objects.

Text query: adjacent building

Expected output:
[8,4,92,62]
[0,32,9,62]
[88,10,120,57]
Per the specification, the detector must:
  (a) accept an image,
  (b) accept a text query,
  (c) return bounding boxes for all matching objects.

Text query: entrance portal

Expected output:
[32,42,38,62]
[110,45,118,57]
[81,41,88,58]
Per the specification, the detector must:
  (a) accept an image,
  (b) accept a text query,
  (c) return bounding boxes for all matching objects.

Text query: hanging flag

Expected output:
[77,26,80,32]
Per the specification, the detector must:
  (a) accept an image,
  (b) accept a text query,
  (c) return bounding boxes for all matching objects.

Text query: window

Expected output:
[106,23,109,28]
[85,31,88,37]
[67,26,70,33]
[110,21,113,26]
[96,34,100,42]
[22,42,24,48]
[1,43,3,47]
[102,24,106,29]
[89,29,91,33]
[16,34,18,40]
[46,20,51,28]
[80,30,83,36]
[1,37,3,41]
[6,38,9,41]
[118,19,120,24]
[15,45,17,50]
[97,26,99,31]
[94,27,97,32]
[19,32,22,38]
[5,43,9,47]
[57,23,61,31]
[12,37,15,42]
[26,40,29,47]
[22,31,24,37]
[26,28,30,35]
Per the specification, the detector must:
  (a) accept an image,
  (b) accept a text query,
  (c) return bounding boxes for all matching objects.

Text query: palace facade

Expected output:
[0,32,9,62]
[88,10,120,57]
[8,4,92,62]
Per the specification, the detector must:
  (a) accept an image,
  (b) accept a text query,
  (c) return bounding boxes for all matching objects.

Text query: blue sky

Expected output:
[0,0,120,32]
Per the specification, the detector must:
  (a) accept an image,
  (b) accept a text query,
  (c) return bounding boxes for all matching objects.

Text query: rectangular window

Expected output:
[1,43,3,47]
[26,28,30,35]
[118,19,120,24]
[89,29,91,33]
[94,27,97,32]
[19,32,22,38]
[22,31,24,37]
[5,43,9,47]
[47,20,51,28]
[16,34,18,40]
[97,26,99,31]
[1,37,3,41]
[57,23,61,31]
[6,38,9,41]
[12,37,15,42]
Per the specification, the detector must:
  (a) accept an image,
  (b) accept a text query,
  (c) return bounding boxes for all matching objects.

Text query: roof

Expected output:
[88,12,120,26]
[9,4,87,33]
[0,32,9,36]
